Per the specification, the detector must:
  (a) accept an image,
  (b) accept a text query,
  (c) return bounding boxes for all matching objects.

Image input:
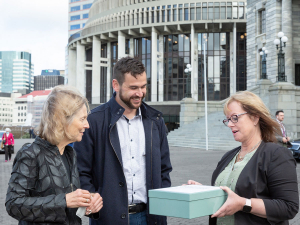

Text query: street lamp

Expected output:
[259,47,268,79]
[184,64,192,98]
[274,31,288,82]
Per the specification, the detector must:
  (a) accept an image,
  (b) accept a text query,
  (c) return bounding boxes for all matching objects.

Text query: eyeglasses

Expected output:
[223,112,248,126]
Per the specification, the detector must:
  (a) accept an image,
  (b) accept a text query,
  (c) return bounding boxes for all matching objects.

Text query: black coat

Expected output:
[74,94,172,225]
[209,141,299,225]
[5,137,81,225]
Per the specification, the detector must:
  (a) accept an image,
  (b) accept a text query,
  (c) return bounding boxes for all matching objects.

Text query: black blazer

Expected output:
[209,141,299,225]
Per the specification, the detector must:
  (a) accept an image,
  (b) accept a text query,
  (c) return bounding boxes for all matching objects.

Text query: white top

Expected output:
[116,108,147,204]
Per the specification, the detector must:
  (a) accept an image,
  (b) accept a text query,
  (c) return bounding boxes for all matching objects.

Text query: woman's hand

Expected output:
[66,189,91,208]
[85,193,103,215]
[211,186,245,218]
[182,180,202,186]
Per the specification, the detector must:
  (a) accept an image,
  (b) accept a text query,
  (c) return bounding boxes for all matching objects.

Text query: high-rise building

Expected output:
[68,0,94,38]
[66,0,94,85]
[34,75,65,91]
[41,69,61,76]
[0,51,34,93]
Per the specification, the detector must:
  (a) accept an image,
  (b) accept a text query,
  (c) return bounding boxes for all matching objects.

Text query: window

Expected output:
[70,24,80,30]
[83,4,92,9]
[162,10,165,22]
[203,7,207,20]
[71,6,80,12]
[260,10,266,34]
[227,6,232,19]
[83,23,85,28]
[70,0,80,2]
[221,7,226,19]
[167,10,171,21]
[83,13,89,19]
[184,8,189,20]
[190,8,195,20]
[71,15,80,21]
[173,9,177,21]
[179,8,183,21]
[196,7,201,20]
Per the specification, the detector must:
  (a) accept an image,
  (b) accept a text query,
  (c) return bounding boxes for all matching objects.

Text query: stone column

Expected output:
[92,36,101,104]
[118,31,126,58]
[282,0,293,83]
[151,27,158,102]
[269,82,297,139]
[158,35,164,102]
[191,24,198,101]
[68,48,76,87]
[107,42,112,100]
[233,23,237,94]
[76,41,86,96]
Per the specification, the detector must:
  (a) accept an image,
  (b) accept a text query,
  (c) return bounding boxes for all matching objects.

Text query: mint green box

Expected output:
[149,185,227,219]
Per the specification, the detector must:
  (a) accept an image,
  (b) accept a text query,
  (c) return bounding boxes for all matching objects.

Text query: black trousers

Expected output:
[4,145,12,161]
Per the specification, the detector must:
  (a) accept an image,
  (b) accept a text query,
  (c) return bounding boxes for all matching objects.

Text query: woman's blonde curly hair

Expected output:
[36,85,89,145]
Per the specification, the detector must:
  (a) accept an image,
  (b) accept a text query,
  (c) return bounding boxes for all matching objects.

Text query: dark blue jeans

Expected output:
[129,210,148,225]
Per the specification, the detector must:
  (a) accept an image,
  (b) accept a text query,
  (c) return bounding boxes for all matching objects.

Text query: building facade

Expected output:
[34,75,65,91]
[0,92,22,126]
[247,0,300,87]
[0,51,34,93]
[69,0,94,37]
[68,0,247,108]
[41,69,61,76]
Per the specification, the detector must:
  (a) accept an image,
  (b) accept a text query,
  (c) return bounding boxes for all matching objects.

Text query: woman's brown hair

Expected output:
[224,91,281,143]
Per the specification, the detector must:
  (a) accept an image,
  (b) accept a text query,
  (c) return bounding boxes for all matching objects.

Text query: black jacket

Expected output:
[209,141,299,225]
[74,94,172,225]
[6,137,81,225]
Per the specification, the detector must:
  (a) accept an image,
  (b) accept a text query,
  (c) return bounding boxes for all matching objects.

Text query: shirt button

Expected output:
[133,174,135,176]
[132,157,134,159]
[131,139,133,142]
[121,213,126,219]
[119,182,124,187]
[134,192,136,194]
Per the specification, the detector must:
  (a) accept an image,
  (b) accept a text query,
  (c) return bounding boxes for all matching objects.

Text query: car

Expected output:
[288,142,300,160]
[0,131,14,154]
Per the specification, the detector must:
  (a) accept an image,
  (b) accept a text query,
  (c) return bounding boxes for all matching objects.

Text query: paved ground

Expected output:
[0,139,300,224]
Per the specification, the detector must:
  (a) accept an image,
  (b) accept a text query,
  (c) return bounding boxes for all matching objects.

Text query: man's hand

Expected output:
[287,137,290,142]
[282,137,287,143]
[85,193,103,215]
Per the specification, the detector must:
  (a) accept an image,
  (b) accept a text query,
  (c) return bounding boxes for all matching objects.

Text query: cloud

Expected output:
[0,0,68,75]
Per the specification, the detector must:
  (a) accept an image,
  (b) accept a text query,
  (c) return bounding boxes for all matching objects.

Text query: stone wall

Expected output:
[293,0,300,64]
[247,0,283,89]
[180,80,300,139]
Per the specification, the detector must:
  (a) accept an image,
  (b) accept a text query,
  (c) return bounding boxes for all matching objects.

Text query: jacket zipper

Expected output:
[109,123,129,224]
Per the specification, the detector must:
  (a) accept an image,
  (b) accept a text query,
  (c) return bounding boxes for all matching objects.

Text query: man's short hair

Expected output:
[276,110,284,116]
[113,57,146,86]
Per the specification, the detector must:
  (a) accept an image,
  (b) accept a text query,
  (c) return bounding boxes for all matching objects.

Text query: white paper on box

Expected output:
[157,185,221,194]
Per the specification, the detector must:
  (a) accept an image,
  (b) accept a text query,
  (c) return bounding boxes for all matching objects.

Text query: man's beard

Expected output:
[119,88,145,109]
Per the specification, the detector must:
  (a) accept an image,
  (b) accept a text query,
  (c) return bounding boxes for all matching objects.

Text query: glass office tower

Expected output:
[0,51,34,93]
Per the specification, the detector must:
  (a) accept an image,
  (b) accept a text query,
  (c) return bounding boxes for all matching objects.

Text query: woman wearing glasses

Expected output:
[187,91,298,225]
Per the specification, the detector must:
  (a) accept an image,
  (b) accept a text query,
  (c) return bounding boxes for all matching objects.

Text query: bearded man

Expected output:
[74,57,172,225]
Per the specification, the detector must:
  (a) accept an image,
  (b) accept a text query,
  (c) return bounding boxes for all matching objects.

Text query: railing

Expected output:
[69,12,246,43]
[163,115,180,123]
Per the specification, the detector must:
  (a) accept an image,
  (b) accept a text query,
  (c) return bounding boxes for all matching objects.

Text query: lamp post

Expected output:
[184,64,192,98]
[259,47,268,79]
[274,31,288,82]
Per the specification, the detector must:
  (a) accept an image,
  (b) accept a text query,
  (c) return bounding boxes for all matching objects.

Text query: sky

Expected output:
[0,0,68,75]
